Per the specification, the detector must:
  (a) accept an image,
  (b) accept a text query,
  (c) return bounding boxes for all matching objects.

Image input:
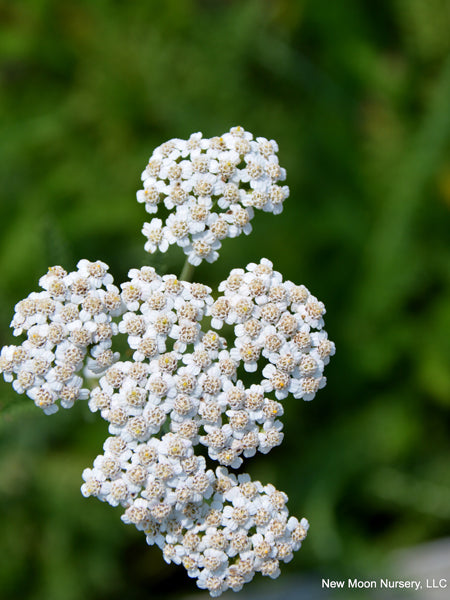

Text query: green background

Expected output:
[0,1,449,599]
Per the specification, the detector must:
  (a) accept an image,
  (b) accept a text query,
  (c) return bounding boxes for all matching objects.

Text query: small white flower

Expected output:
[142,219,169,254]
[184,232,221,267]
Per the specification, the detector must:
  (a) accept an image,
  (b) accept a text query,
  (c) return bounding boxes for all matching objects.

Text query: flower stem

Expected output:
[179,258,196,282]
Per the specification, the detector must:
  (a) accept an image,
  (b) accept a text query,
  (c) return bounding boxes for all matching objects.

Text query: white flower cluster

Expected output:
[212,258,334,404]
[139,126,289,266]
[75,258,333,595]
[83,439,309,596]
[0,257,334,595]
[0,260,123,415]
[0,129,336,596]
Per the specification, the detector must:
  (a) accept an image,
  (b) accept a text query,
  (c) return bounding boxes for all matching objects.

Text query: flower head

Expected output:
[139,127,289,266]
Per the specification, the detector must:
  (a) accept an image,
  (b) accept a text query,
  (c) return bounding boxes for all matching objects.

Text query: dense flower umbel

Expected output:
[1,259,334,595]
[0,129,335,596]
[139,127,289,266]
[0,260,123,414]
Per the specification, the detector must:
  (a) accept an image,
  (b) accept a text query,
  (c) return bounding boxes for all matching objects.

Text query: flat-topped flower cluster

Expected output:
[0,128,335,596]
[139,126,289,266]
[0,260,122,414]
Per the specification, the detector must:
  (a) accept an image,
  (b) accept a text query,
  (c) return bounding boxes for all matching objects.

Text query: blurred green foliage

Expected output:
[0,1,449,599]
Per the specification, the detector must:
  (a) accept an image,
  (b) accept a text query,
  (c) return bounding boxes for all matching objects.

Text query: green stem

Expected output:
[179,258,196,282]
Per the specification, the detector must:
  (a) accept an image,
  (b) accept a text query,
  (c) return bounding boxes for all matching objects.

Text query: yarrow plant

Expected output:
[0,127,335,596]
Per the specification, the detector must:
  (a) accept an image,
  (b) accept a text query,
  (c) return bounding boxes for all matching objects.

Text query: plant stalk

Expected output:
[179,258,196,282]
